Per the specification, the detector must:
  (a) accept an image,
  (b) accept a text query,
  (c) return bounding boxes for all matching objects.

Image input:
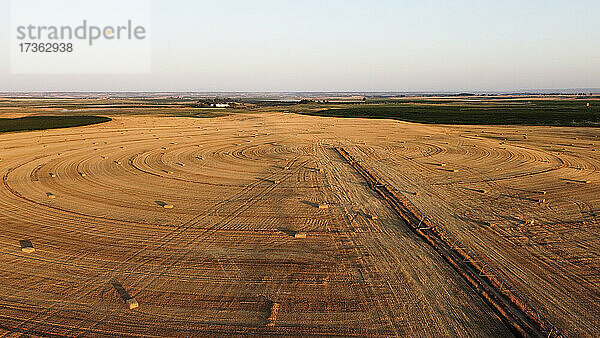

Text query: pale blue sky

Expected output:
[0,0,598,92]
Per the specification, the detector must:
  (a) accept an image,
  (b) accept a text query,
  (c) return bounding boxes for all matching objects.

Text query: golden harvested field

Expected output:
[0,111,599,336]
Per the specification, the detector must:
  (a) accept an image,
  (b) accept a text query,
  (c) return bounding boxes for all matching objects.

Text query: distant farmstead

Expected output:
[195,99,234,108]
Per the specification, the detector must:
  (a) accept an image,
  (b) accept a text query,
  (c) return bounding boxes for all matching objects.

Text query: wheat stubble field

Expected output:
[0,102,599,336]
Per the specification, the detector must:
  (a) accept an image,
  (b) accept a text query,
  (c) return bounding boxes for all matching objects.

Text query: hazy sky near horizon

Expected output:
[0,0,598,92]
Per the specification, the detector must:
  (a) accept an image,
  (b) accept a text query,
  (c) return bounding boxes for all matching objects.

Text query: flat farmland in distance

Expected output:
[300,99,600,126]
[0,97,598,336]
[0,115,111,133]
